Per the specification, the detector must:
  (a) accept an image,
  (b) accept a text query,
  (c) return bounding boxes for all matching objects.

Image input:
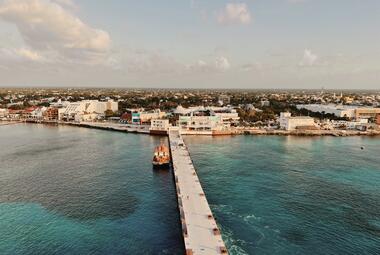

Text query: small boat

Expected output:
[152,144,170,168]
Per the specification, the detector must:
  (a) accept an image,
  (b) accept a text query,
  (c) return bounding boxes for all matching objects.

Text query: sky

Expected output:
[0,0,379,89]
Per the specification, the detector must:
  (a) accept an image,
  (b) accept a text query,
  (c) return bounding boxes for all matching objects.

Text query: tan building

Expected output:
[139,109,166,123]
[150,119,170,131]
[355,108,380,120]
[150,119,170,135]
[43,107,58,120]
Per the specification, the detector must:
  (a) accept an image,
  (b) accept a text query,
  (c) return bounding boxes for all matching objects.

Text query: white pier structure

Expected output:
[168,128,228,255]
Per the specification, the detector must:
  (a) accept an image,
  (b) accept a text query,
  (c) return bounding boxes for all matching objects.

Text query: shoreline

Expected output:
[2,120,380,137]
[0,120,24,126]
[236,129,380,137]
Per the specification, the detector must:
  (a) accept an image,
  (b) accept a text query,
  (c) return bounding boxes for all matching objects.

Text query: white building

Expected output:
[174,105,239,125]
[218,95,230,106]
[150,119,170,131]
[261,100,270,107]
[279,112,316,131]
[296,104,356,118]
[29,107,47,120]
[106,100,118,112]
[0,108,8,118]
[179,115,224,132]
[59,100,118,121]
[50,99,70,108]
[297,104,380,121]
[212,107,240,125]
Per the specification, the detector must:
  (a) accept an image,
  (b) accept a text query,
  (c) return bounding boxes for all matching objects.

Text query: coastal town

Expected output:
[1,88,379,136]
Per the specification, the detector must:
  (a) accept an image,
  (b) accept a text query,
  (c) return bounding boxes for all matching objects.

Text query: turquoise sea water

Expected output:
[185,135,380,255]
[1,124,380,255]
[0,124,184,254]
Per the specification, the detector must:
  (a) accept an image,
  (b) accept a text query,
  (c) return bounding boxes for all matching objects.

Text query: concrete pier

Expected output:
[65,121,152,134]
[168,128,228,255]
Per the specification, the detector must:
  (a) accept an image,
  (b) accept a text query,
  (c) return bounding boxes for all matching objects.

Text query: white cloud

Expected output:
[240,62,263,72]
[197,60,207,67]
[215,56,231,70]
[16,48,44,61]
[187,56,231,73]
[217,3,251,25]
[0,47,44,62]
[0,0,111,64]
[51,0,77,9]
[299,49,318,66]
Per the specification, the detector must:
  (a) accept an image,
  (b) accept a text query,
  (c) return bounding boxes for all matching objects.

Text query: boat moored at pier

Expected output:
[152,144,170,168]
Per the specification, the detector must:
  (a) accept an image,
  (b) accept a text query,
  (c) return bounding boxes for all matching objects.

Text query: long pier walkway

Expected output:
[168,128,227,255]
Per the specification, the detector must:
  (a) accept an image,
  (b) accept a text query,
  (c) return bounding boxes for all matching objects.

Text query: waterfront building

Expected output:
[29,107,46,120]
[179,115,224,132]
[212,107,240,125]
[279,112,316,131]
[120,108,142,124]
[296,104,356,118]
[355,108,380,120]
[150,119,170,135]
[121,109,166,125]
[139,109,166,124]
[58,100,118,122]
[173,105,239,126]
[296,104,380,121]
[347,119,369,131]
[43,107,59,121]
[7,109,22,120]
[0,108,8,118]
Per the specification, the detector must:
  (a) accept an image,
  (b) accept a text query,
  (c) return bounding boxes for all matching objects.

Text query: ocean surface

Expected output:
[1,124,380,255]
[185,135,380,255]
[0,124,184,254]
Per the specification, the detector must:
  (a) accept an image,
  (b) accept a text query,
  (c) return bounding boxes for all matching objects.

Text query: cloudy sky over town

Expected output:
[0,0,379,89]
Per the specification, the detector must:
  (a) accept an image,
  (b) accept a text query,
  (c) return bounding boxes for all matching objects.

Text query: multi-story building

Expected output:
[121,109,166,125]
[58,100,118,122]
[173,105,239,126]
[150,119,170,135]
[179,115,223,131]
[151,119,170,130]
[139,109,165,123]
[212,107,240,126]
[43,107,59,120]
[297,104,380,122]
[0,108,8,118]
[106,100,119,112]
[355,108,380,120]
[296,104,356,119]
[279,112,316,131]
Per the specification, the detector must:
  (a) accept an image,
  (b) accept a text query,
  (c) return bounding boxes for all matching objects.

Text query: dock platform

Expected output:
[168,128,228,255]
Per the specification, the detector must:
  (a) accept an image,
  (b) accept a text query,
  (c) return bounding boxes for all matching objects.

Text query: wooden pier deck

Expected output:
[168,128,228,255]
